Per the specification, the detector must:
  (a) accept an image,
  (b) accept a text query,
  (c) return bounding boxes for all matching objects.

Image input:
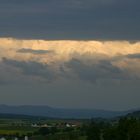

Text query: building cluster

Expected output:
[0,136,28,140]
[31,122,79,128]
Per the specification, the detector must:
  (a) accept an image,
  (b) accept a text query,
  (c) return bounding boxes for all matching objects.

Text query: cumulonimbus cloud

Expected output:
[0,38,140,84]
[0,38,140,62]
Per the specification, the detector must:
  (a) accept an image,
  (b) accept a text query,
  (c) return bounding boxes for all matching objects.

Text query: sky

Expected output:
[0,0,140,110]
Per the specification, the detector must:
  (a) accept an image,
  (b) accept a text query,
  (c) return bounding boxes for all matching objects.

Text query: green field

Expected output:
[0,114,139,140]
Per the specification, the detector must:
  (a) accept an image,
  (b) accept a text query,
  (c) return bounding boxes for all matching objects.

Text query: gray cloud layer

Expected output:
[1,54,140,85]
[1,58,56,84]
[1,56,140,110]
[0,39,140,110]
[126,53,140,59]
[0,0,140,40]
[65,59,126,82]
[17,48,54,54]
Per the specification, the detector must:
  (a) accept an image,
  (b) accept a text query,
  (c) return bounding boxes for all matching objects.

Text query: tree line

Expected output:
[37,117,140,140]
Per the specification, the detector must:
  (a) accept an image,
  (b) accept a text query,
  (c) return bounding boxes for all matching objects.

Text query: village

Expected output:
[0,119,81,140]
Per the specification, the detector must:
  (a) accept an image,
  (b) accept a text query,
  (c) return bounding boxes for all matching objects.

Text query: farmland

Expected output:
[0,112,139,140]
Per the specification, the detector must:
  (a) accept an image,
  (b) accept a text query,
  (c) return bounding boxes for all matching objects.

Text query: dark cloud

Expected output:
[17,48,54,54]
[126,53,140,59]
[0,56,140,110]
[0,61,22,85]
[0,57,125,85]
[1,52,140,85]
[0,0,139,40]
[65,58,128,82]
[111,53,140,62]
[2,58,55,82]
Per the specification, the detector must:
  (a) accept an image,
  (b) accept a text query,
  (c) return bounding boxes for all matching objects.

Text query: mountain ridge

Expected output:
[0,104,134,119]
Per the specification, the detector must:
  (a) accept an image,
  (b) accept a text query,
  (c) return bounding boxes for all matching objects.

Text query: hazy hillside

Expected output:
[0,105,130,119]
[127,110,140,118]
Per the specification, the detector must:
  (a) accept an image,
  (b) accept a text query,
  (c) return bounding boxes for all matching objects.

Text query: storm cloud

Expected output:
[1,58,56,83]
[0,1,140,110]
[0,0,139,40]
[0,38,140,110]
[0,39,140,85]
[65,59,128,82]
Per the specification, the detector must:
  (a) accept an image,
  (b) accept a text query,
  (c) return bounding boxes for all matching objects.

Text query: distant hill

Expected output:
[0,105,131,119]
[0,113,37,119]
[126,110,140,118]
